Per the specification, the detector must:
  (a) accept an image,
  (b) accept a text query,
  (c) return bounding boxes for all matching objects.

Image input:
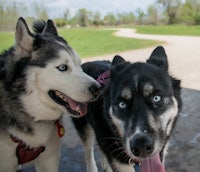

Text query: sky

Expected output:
[17,0,157,18]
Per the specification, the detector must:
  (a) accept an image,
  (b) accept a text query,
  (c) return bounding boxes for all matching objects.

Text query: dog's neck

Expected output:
[9,119,64,165]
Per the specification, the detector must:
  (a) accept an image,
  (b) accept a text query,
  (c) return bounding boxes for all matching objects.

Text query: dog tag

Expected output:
[55,120,65,137]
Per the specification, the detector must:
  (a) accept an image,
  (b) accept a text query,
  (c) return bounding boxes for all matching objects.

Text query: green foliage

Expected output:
[54,18,67,28]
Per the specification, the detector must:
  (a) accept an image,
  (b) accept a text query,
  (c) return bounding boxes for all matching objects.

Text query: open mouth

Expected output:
[48,90,88,117]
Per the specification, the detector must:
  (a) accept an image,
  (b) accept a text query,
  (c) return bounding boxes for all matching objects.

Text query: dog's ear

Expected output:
[32,20,46,34]
[42,19,58,36]
[15,17,34,56]
[146,46,168,71]
[110,55,129,77]
[111,55,126,66]
[171,77,182,110]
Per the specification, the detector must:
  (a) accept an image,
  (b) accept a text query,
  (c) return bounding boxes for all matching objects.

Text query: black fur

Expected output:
[72,46,182,171]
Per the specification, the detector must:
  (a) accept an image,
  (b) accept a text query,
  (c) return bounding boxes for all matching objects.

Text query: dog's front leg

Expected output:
[82,125,98,172]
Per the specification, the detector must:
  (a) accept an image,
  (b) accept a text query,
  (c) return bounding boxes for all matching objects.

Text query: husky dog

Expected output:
[72,46,182,172]
[0,17,100,172]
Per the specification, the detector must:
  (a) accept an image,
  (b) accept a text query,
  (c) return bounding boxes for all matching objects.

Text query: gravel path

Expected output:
[83,28,200,90]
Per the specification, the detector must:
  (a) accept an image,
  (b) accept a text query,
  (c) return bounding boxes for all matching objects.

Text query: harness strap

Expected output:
[11,135,45,165]
[96,70,110,86]
[10,120,64,164]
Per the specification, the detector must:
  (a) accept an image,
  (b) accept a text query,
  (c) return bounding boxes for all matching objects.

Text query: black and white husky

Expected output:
[72,46,182,172]
[0,18,100,171]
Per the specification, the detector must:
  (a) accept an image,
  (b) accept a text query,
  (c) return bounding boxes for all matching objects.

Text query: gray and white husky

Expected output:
[0,17,100,172]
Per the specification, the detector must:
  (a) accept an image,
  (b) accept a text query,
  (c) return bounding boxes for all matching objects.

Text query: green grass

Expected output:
[59,28,158,58]
[135,25,200,36]
[0,28,158,58]
[0,32,15,53]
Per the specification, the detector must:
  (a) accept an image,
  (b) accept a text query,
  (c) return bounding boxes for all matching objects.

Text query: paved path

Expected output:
[21,29,200,172]
[83,28,200,90]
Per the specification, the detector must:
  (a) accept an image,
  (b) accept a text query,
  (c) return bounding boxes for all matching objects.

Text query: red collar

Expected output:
[10,120,65,164]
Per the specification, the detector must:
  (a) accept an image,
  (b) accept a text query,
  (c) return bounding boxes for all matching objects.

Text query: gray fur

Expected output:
[0,17,100,171]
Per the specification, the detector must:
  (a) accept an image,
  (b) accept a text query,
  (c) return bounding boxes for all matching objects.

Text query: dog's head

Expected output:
[106,46,181,167]
[11,17,100,120]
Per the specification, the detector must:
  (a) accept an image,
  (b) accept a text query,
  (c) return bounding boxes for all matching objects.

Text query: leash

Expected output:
[96,70,110,86]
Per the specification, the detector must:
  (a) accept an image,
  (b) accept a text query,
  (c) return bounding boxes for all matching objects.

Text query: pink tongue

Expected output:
[67,98,88,116]
[140,153,165,172]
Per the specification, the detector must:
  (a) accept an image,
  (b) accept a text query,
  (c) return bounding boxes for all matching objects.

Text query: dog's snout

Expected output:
[89,84,101,97]
[130,134,154,157]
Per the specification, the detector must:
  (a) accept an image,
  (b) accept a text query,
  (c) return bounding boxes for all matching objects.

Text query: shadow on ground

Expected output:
[18,88,200,172]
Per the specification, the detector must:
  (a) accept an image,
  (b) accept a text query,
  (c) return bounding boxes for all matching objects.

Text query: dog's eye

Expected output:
[56,64,68,71]
[118,101,127,109]
[152,95,161,103]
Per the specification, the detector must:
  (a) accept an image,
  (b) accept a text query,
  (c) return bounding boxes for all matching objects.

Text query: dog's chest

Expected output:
[10,121,58,164]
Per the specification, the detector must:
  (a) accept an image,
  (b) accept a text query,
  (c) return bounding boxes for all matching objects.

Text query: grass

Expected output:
[59,28,158,58]
[0,28,158,58]
[1,25,199,58]
[134,25,200,36]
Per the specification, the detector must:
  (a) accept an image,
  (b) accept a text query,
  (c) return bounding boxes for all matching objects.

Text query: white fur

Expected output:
[21,50,98,121]
[109,107,125,136]
[100,153,113,172]
[0,123,59,172]
[82,125,98,172]
[112,160,134,172]
[160,97,178,136]
[1,49,99,171]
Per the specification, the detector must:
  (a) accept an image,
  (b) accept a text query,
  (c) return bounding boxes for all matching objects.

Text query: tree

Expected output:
[103,13,117,26]
[0,1,19,31]
[157,0,182,24]
[63,9,70,21]
[32,1,48,20]
[76,8,90,27]
[117,12,135,25]
[147,5,159,25]
[136,8,145,25]
[92,11,102,26]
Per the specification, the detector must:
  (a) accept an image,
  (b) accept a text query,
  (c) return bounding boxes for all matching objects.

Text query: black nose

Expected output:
[130,134,154,157]
[89,84,101,97]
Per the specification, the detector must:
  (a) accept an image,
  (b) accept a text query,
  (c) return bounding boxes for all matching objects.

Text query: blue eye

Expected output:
[152,95,161,103]
[56,64,68,71]
[118,101,127,109]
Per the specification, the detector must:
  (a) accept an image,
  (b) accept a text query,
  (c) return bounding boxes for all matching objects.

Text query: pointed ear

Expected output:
[15,17,33,56]
[42,19,58,36]
[112,55,126,66]
[110,55,129,77]
[146,46,168,71]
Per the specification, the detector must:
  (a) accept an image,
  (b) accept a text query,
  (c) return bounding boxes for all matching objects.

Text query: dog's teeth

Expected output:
[75,107,80,112]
